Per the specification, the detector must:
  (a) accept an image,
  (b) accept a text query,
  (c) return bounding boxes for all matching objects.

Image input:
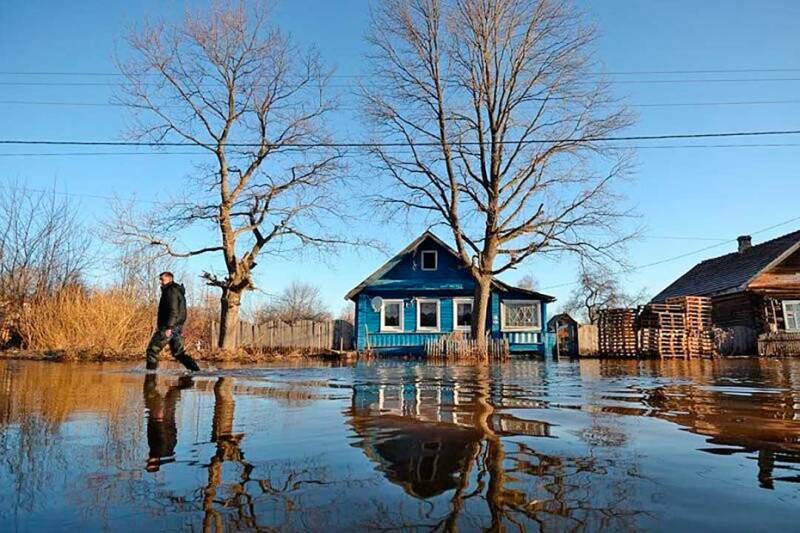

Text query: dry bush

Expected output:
[19,286,154,358]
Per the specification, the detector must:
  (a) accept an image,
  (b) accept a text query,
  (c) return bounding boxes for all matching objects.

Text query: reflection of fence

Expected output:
[211,319,353,351]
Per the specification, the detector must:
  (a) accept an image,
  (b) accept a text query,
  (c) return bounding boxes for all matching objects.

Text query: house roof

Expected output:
[650,229,800,303]
[345,231,555,302]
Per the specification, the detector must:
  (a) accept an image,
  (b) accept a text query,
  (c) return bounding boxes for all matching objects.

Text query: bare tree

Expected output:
[109,241,178,301]
[113,2,353,349]
[0,181,93,301]
[364,0,634,343]
[338,301,355,324]
[255,281,330,324]
[563,263,647,324]
[517,274,536,290]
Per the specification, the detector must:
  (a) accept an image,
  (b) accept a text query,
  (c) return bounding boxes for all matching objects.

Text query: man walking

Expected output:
[146,271,200,371]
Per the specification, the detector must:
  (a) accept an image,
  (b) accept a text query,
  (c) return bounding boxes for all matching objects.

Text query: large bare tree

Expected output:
[364,0,634,342]
[114,2,350,349]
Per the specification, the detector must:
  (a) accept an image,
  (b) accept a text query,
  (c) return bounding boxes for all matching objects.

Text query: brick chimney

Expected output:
[737,235,752,253]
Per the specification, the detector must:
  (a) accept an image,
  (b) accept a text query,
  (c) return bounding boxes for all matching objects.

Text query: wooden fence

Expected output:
[758,331,800,357]
[424,334,509,360]
[577,324,599,356]
[211,319,353,351]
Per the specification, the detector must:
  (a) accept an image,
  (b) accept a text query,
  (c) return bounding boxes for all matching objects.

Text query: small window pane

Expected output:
[421,251,437,270]
[419,301,438,328]
[456,302,472,328]
[786,301,800,331]
[384,303,401,328]
[504,302,540,329]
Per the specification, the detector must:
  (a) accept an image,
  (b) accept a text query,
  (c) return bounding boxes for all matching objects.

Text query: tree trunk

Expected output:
[218,289,242,349]
[471,276,493,343]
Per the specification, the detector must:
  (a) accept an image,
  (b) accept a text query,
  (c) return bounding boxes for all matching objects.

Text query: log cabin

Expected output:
[651,230,800,354]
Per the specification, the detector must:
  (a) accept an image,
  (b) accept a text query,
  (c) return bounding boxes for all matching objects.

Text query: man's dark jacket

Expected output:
[157,282,187,330]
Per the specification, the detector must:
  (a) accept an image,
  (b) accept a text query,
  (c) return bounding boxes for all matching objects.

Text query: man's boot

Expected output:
[177,354,200,372]
[146,360,159,371]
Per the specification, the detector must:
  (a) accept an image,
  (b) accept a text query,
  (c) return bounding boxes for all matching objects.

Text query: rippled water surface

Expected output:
[1,358,799,532]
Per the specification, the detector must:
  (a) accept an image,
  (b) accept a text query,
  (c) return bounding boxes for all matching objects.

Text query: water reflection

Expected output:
[143,374,193,472]
[0,359,798,530]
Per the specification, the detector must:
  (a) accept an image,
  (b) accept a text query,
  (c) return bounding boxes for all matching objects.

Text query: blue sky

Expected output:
[1,0,799,315]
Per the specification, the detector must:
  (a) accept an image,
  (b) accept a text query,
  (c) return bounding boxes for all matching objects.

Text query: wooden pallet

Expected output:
[598,309,639,357]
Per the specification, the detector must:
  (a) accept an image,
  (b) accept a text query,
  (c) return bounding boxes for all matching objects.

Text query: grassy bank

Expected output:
[0,346,357,364]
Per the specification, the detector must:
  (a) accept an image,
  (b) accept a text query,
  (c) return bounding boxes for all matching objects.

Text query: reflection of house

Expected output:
[346,232,554,355]
[651,231,800,354]
[349,413,481,499]
[348,366,554,499]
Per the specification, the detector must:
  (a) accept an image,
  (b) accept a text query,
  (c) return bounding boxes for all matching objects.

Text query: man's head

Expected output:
[158,271,174,287]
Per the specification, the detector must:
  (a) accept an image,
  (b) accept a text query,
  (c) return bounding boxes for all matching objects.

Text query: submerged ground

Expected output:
[0,357,798,532]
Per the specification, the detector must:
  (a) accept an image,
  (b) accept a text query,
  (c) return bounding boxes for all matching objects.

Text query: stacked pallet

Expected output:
[667,296,714,356]
[598,309,638,357]
[637,303,687,358]
[669,296,712,330]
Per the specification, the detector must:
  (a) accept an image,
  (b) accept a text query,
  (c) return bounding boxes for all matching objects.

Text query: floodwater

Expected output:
[0,358,799,532]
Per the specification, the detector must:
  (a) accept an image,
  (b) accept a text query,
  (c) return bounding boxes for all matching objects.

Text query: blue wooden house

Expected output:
[345,232,555,355]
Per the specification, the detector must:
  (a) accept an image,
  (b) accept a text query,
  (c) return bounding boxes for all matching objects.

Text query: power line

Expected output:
[2,67,800,77]
[4,98,800,110]
[3,142,800,158]
[1,128,800,148]
[0,183,748,245]
[2,77,800,88]
[540,215,800,291]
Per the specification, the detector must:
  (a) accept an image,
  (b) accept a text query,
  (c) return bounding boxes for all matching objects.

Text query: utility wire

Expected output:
[3,142,800,158]
[540,215,800,291]
[2,67,800,77]
[1,129,800,148]
[0,183,745,244]
[3,98,800,110]
[2,77,800,88]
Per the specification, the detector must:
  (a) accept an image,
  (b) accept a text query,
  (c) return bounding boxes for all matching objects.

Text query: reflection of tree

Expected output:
[203,377,252,531]
[200,377,344,531]
[350,365,648,531]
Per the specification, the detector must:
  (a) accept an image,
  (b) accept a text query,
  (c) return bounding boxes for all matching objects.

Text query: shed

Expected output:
[547,313,578,357]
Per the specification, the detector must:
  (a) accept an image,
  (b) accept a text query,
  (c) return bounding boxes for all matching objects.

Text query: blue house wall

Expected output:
[348,233,552,355]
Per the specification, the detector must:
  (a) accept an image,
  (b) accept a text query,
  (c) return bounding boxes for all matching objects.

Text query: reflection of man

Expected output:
[143,374,194,472]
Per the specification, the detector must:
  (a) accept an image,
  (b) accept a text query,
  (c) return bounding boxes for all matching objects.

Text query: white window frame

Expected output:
[500,300,542,332]
[452,298,474,331]
[416,298,441,332]
[783,300,800,332]
[380,299,404,332]
[420,250,438,271]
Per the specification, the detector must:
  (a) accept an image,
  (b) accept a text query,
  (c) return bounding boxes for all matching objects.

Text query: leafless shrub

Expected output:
[254,281,331,324]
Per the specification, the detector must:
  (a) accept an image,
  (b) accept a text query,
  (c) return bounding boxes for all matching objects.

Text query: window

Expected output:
[501,300,541,331]
[421,250,438,271]
[784,300,800,332]
[416,299,440,331]
[380,300,404,332]
[453,298,473,331]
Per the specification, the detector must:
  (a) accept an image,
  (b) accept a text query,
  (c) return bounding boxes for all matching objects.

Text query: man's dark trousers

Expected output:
[146,326,199,371]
